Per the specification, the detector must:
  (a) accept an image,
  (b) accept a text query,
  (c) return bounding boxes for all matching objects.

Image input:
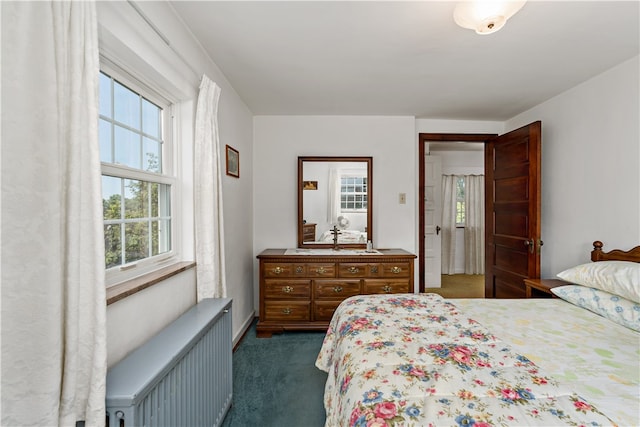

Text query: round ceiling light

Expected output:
[454,1,526,35]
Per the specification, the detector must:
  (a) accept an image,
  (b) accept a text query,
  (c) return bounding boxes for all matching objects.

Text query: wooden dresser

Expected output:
[302,223,316,242]
[256,248,416,337]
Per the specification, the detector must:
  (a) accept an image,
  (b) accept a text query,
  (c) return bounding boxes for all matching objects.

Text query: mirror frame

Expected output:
[298,156,373,248]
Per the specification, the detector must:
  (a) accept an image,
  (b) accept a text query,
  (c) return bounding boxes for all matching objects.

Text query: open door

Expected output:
[485,121,542,298]
[424,155,442,287]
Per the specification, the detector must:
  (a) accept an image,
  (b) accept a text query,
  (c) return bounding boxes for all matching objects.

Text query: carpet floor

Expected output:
[222,277,483,426]
[221,321,327,427]
[425,274,485,298]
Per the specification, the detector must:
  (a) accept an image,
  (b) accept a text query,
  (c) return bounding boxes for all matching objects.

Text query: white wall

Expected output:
[505,56,640,276]
[253,116,417,301]
[99,2,255,366]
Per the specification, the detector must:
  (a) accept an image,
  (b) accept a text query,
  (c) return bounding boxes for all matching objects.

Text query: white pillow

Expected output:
[557,261,640,303]
[551,285,640,332]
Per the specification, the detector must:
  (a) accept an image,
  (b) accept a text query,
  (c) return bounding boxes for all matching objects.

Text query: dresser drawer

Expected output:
[264,280,310,299]
[314,301,343,322]
[363,279,410,294]
[263,262,307,278]
[314,280,361,299]
[263,301,310,321]
[306,263,336,278]
[379,262,411,278]
[338,263,374,278]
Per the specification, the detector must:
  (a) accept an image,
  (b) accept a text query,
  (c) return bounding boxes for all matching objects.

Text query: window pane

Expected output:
[114,125,141,169]
[143,137,161,172]
[114,81,140,130]
[104,224,121,269]
[125,222,149,263]
[102,176,121,220]
[158,219,171,254]
[99,119,112,163]
[142,98,160,138]
[158,184,171,217]
[149,183,159,217]
[124,179,149,219]
[99,72,112,118]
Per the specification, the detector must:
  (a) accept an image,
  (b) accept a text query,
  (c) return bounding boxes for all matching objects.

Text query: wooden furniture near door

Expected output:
[523,278,568,298]
[302,223,316,242]
[256,248,416,337]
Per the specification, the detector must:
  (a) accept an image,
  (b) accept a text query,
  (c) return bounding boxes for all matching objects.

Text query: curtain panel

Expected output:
[1,1,107,425]
[194,75,227,300]
[464,175,485,274]
[441,175,458,274]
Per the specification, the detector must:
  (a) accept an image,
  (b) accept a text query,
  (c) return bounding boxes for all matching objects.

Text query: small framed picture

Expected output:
[226,145,239,178]
[303,180,318,190]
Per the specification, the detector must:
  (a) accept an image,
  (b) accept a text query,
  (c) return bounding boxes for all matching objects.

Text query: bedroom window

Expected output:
[99,69,175,277]
[340,175,368,212]
[456,176,465,226]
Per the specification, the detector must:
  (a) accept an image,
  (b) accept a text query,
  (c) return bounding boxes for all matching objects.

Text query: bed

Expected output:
[319,229,368,244]
[316,241,640,426]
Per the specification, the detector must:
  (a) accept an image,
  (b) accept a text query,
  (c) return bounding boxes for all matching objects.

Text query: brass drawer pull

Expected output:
[315,267,326,274]
[382,285,393,293]
[272,266,284,275]
[391,266,402,274]
[282,308,292,315]
[282,285,294,293]
[333,286,343,293]
[347,266,359,274]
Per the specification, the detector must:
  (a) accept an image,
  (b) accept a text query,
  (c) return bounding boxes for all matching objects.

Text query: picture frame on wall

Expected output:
[226,145,239,178]
[303,180,318,190]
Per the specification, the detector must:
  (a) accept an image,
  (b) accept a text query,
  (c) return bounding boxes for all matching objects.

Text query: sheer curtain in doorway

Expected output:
[441,175,458,274]
[441,174,484,275]
[464,175,484,274]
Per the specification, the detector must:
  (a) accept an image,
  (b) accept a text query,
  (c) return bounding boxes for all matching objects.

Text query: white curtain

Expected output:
[326,168,340,224]
[195,75,227,300]
[1,2,106,425]
[441,175,458,274]
[464,175,485,274]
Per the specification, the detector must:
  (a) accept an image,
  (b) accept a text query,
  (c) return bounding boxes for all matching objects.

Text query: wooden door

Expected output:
[424,155,442,287]
[485,121,542,298]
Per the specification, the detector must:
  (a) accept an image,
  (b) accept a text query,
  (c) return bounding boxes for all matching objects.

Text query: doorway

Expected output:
[418,133,496,293]
[418,122,542,298]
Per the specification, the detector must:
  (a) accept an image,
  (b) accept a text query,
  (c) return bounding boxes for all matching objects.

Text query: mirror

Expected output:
[298,156,373,248]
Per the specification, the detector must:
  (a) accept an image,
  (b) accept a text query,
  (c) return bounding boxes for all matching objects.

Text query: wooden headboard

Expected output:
[591,241,640,262]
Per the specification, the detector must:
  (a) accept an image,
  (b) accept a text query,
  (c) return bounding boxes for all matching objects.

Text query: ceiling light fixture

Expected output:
[454,1,526,35]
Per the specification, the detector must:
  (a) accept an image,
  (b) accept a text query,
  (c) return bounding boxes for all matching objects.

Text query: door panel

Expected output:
[424,155,442,287]
[485,121,542,298]
[418,132,498,293]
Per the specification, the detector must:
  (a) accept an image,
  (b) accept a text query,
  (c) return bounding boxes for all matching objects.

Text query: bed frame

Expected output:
[591,240,640,262]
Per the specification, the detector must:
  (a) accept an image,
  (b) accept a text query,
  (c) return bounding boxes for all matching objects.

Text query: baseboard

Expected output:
[232,311,256,350]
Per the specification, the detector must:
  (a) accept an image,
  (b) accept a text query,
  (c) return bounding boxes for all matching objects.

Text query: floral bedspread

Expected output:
[315,294,617,427]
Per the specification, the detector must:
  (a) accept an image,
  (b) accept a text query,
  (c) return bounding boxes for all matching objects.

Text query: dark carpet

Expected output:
[221,320,328,427]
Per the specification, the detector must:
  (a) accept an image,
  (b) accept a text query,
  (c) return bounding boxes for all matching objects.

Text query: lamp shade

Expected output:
[454,1,526,35]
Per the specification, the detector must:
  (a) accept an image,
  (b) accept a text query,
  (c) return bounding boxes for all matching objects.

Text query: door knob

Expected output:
[523,238,534,254]
[436,225,441,235]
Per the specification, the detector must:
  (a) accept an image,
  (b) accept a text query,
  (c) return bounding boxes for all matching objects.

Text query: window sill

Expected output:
[106,261,196,305]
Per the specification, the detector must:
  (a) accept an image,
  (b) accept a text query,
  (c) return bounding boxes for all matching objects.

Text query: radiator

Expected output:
[106,298,233,427]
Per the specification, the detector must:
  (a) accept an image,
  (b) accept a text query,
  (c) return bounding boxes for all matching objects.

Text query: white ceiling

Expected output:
[170,1,639,121]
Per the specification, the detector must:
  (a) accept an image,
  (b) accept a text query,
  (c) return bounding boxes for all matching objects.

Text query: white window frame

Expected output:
[340,170,368,213]
[99,60,179,286]
[456,176,465,226]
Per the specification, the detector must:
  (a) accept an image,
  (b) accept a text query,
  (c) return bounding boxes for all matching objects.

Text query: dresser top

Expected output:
[257,248,416,260]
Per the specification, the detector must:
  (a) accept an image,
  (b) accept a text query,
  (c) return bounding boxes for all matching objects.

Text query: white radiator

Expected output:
[106,298,232,427]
